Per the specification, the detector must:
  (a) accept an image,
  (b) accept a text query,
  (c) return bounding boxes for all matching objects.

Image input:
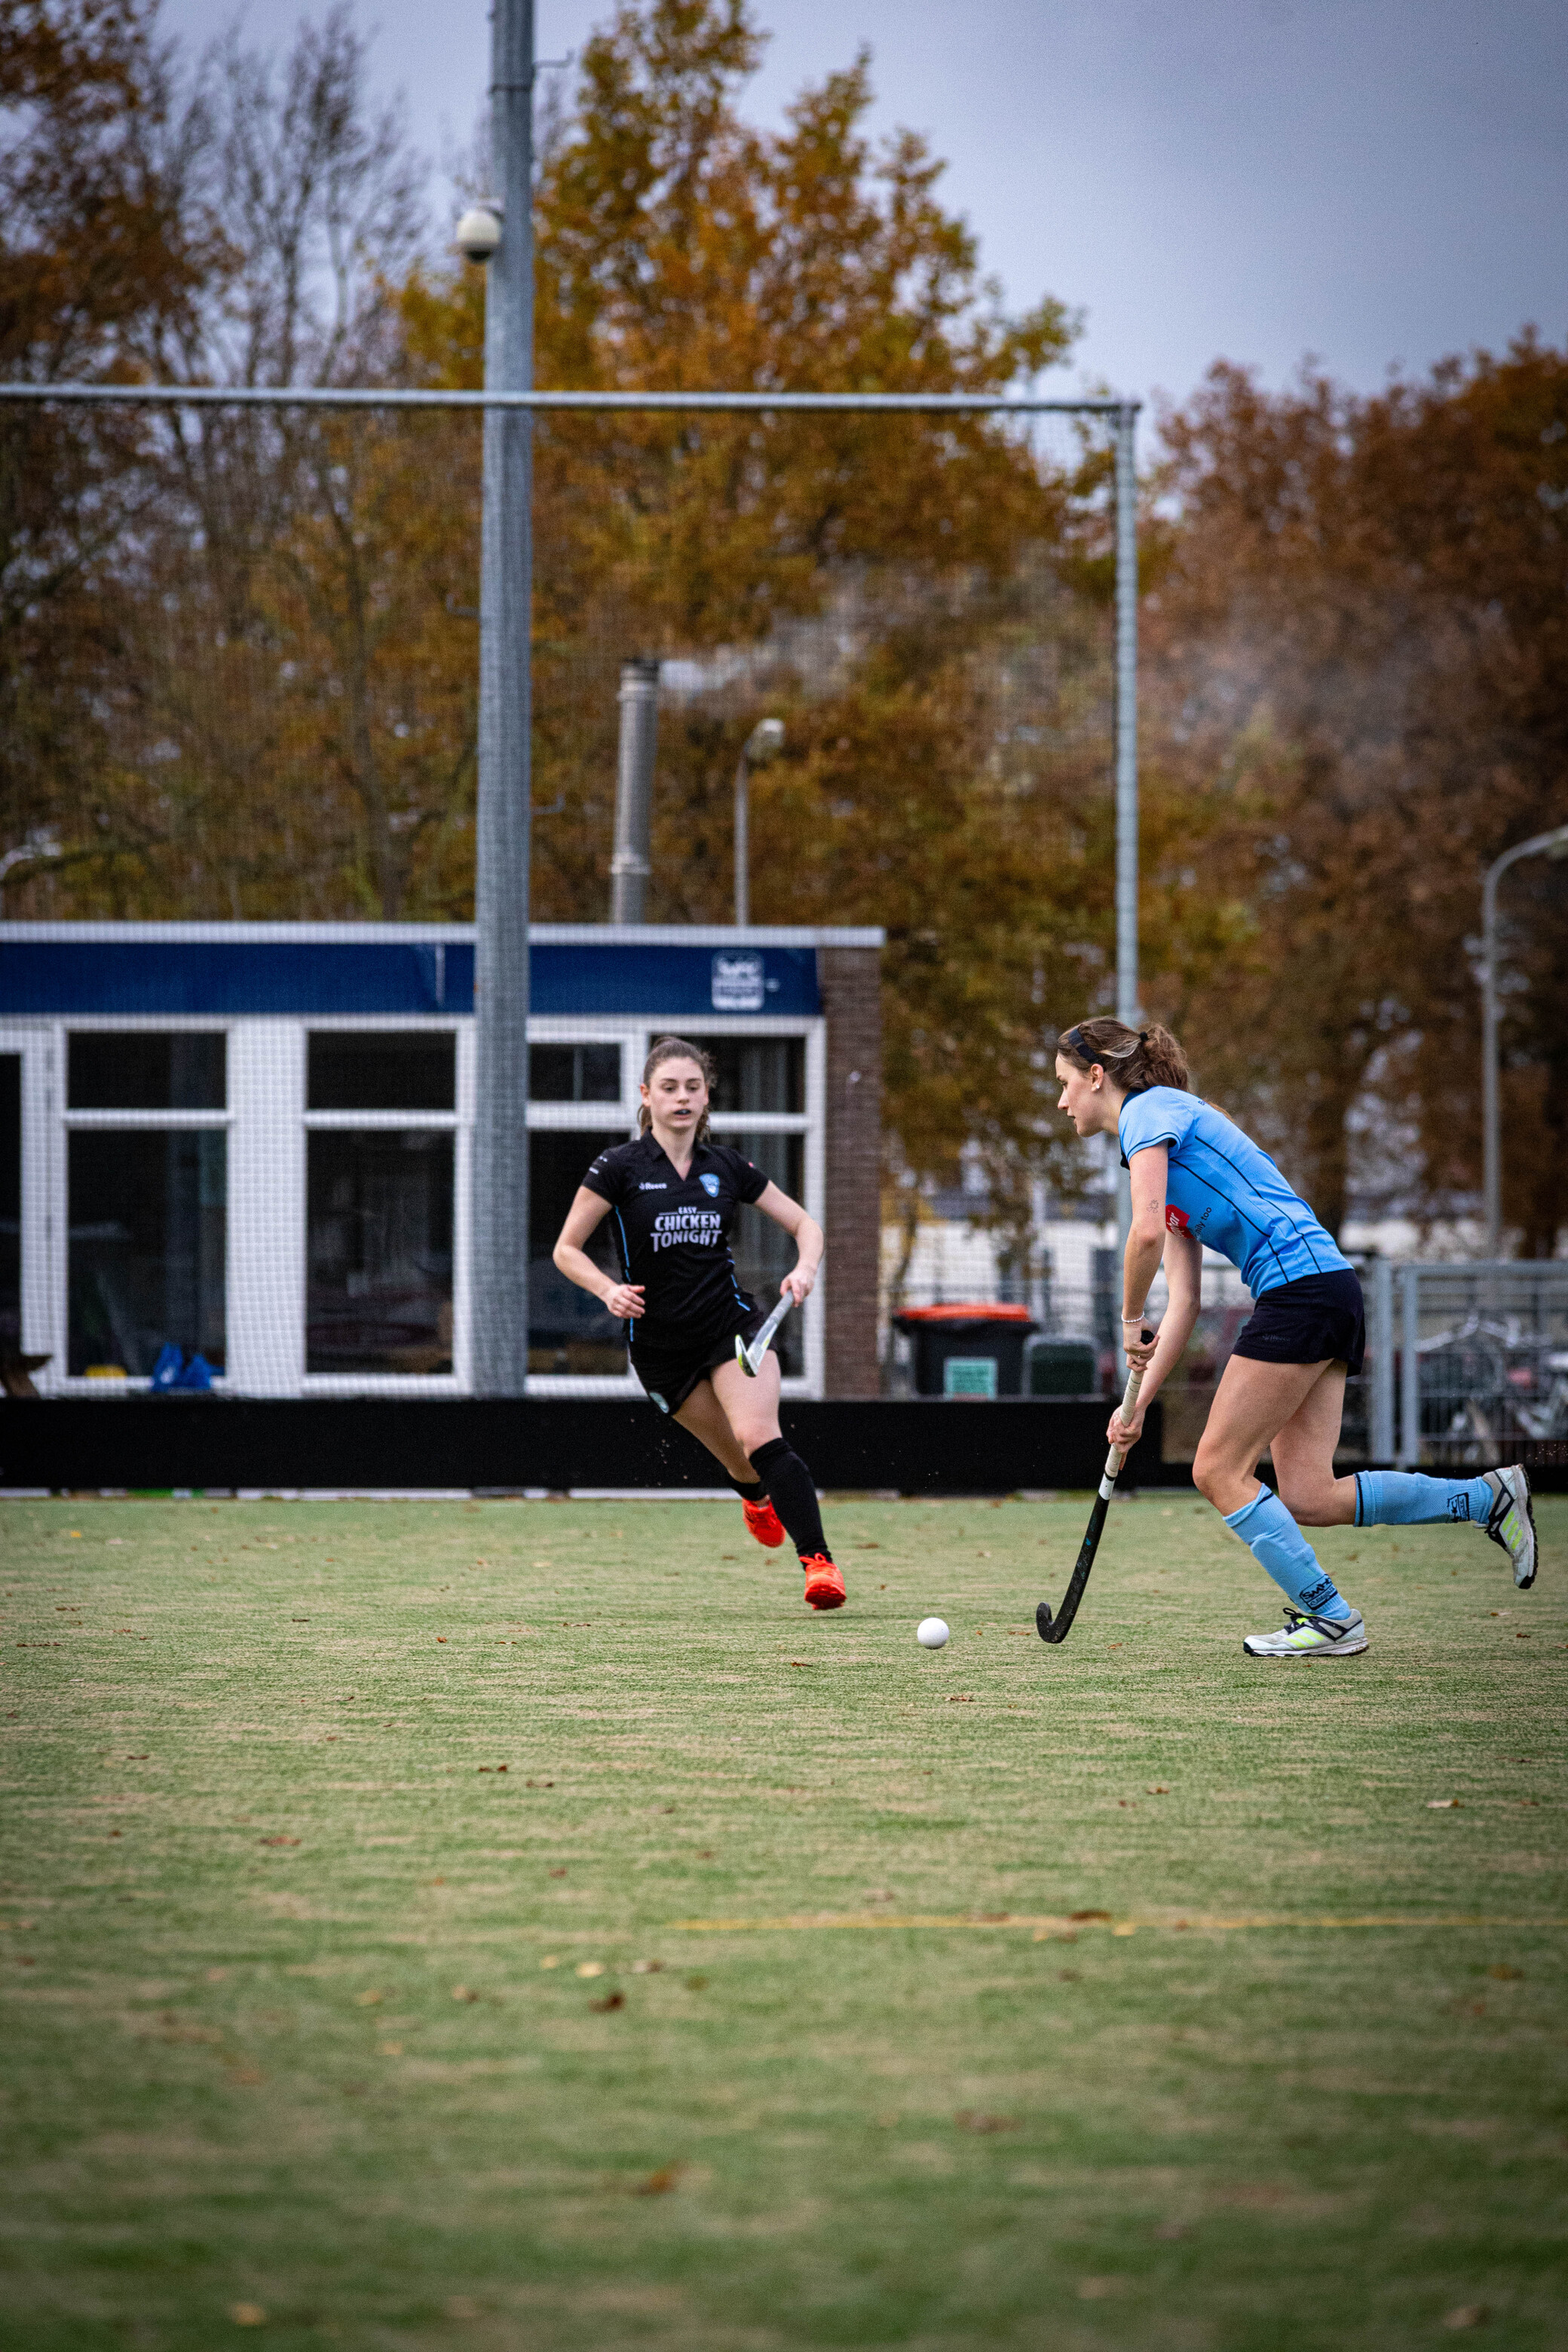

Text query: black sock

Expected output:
[727,1472,764,1499]
[749,1437,828,1561]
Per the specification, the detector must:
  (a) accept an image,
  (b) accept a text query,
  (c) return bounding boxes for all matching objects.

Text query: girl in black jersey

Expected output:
[552,1036,845,1610]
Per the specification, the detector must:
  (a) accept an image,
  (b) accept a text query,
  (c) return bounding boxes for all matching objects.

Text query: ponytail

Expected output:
[1056,1017,1190,1095]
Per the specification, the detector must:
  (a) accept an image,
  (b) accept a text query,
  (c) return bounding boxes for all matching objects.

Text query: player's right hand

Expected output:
[602,1283,646,1318]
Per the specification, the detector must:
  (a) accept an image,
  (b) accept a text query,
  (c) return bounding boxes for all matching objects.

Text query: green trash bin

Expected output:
[1023,1334,1101,1397]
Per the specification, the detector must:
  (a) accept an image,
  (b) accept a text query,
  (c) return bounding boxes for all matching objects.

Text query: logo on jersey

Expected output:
[651,1206,722,1251]
[698,1172,721,1197]
[1165,1205,1190,1233]
[638,1181,667,1190]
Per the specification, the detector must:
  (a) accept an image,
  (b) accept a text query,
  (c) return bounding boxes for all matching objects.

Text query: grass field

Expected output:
[2,1488,1565,2351]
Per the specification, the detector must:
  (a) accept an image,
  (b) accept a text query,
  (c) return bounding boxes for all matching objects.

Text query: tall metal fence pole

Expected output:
[1370,1257,1395,1463]
[1113,403,1140,1340]
[472,0,535,1397]
[1398,1265,1420,1469]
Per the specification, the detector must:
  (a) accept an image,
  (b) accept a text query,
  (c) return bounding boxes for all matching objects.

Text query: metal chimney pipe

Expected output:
[609,657,660,923]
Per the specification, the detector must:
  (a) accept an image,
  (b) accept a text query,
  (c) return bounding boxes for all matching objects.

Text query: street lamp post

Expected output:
[733,717,784,928]
[1481,822,1568,1256]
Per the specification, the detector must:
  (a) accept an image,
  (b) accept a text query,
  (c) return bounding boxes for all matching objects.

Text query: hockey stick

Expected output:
[1036,1361,1146,1644]
[737,1291,794,1377]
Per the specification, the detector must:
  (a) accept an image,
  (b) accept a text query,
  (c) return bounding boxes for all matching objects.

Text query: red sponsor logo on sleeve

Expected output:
[1165,1205,1190,1233]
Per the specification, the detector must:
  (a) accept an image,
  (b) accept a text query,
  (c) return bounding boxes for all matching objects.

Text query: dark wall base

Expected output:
[5,1401,1564,1499]
[2,1397,1165,1498]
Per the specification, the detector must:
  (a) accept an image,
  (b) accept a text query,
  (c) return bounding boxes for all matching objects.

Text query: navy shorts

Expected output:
[1231,1269,1365,1377]
[629,1300,767,1416]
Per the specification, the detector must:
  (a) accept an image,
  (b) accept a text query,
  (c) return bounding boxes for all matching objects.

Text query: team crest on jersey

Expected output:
[1165,1205,1190,1233]
[699,1172,721,1197]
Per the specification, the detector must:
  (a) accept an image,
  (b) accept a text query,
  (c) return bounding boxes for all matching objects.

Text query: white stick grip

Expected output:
[1104,1363,1145,1481]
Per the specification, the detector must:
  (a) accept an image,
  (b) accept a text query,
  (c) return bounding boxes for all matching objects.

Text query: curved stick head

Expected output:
[1035,1599,1055,1640]
[736,1334,757,1377]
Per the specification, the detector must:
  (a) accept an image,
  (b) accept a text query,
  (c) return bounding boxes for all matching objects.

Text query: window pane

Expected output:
[69,1129,226,1376]
[529,1042,622,1103]
[0,1057,19,1361]
[69,1031,225,1110]
[681,1034,803,1113]
[528,1129,627,1374]
[308,1031,455,1111]
[722,1129,805,1376]
[307,1131,453,1374]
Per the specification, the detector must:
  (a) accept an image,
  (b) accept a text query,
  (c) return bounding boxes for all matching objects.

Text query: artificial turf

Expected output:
[1,1489,1565,2351]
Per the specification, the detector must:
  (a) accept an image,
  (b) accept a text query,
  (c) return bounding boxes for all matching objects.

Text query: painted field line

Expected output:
[665,1912,1568,1937]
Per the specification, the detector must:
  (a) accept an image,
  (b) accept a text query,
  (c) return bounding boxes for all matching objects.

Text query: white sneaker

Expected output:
[1242,1606,1367,1659]
[1482,1466,1537,1589]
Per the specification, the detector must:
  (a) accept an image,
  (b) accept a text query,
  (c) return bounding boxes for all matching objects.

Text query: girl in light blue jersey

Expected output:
[1055,1017,1537,1656]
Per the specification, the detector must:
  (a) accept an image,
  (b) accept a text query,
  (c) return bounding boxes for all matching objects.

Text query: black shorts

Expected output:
[630,1300,767,1416]
[1231,1269,1365,1377]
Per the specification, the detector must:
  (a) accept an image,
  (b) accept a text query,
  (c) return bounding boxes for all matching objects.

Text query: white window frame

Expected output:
[297,1015,470,1398]
[523,1015,824,1400]
[43,1016,233,1395]
[17,1008,825,1401]
[0,1024,57,1390]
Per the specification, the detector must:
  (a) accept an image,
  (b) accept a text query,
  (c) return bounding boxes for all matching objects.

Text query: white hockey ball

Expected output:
[916,1616,950,1649]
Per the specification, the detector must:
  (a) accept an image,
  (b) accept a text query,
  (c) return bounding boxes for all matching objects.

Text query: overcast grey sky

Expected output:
[163,0,1568,409]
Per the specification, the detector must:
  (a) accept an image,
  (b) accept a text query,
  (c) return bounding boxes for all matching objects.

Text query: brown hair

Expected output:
[1055,1018,1190,1095]
[639,1035,717,1142]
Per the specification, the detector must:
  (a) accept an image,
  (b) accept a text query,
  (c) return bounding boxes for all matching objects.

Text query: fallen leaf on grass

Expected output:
[948,1695,974,1704]
[1442,2310,1487,2331]
[548,1867,568,1879]
[1070,1909,1112,1922]
[631,1959,663,1974]
[590,1991,625,2011]
[575,1962,604,1979]
[377,2041,403,2056]
[451,1985,479,2003]
[355,1989,383,2006]
[228,2305,266,2326]
[634,2165,681,2195]
[539,1955,560,1970]
[955,2111,1018,2133]
[1426,1799,1461,1810]
[1487,1965,1524,1981]
[1147,1784,1170,1794]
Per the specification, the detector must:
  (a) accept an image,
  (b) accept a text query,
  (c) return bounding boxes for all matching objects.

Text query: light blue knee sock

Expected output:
[1355,1471,1493,1528]
[1223,1485,1352,1622]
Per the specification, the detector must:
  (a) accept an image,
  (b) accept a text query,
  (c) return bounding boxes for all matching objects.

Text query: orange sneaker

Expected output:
[801,1555,847,1610]
[742,1493,786,1549]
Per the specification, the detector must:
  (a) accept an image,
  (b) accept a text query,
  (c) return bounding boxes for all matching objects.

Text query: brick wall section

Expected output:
[817,945,884,1396]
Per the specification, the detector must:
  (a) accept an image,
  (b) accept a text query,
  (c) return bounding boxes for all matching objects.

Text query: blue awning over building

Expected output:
[0,923,884,1019]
